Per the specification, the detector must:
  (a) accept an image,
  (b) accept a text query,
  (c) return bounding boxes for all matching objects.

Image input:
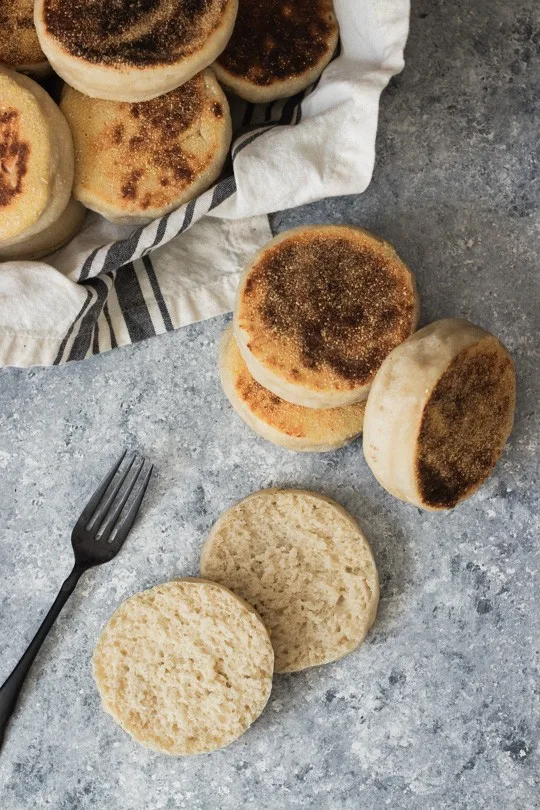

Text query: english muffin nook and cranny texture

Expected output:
[2,0,518,759]
[94,493,380,755]
[201,489,380,673]
[93,578,274,755]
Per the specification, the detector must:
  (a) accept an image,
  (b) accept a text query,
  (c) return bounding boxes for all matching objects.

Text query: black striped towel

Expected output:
[0,0,410,367]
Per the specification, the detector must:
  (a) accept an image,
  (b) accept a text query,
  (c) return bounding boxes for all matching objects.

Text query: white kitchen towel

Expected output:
[0,0,410,367]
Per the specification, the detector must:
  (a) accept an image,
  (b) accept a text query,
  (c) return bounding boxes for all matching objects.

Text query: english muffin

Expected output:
[0,66,74,248]
[363,319,516,511]
[234,225,419,409]
[61,70,231,224]
[93,578,274,755]
[0,197,85,260]
[214,0,339,103]
[35,0,238,101]
[201,489,379,673]
[219,325,365,451]
[0,0,49,75]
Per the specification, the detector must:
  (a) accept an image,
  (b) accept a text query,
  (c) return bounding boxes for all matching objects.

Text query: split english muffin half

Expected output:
[219,324,366,451]
[234,225,420,409]
[201,489,379,673]
[60,70,231,225]
[363,318,516,510]
[93,578,273,755]
[214,0,339,103]
[35,0,238,101]
[0,66,74,248]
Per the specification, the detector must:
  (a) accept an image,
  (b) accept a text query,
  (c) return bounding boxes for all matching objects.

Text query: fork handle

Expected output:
[0,563,85,752]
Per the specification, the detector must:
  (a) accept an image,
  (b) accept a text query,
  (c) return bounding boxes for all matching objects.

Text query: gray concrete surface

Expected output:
[1,0,539,807]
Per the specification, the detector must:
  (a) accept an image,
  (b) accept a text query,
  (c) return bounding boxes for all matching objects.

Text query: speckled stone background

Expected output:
[1,0,539,807]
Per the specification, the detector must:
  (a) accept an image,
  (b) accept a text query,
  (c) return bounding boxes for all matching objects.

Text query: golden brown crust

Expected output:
[216,0,337,87]
[226,327,365,441]
[0,108,30,210]
[201,489,379,673]
[0,0,46,69]
[61,72,230,218]
[93,578,273,755]
[416,336,516,509]
[0,69,57,244]
[42,0,231,67]
[237,226,418,394]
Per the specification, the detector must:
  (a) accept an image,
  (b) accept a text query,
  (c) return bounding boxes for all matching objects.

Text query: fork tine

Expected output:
[97,457,146,543]
[86,454,137,530]
[74,451,127,530]
[106,463,153,549]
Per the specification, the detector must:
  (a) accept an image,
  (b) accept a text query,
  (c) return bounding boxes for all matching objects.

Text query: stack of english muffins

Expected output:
[221,224,420,451]
[220,225,516,511]
[1,0,341,256]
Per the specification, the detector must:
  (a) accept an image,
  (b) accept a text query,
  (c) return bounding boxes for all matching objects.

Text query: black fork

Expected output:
[0,452,153,751]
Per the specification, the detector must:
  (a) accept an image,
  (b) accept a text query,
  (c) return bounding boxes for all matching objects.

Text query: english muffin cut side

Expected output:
[363,319,516,511]
[0,0,50,75]
[220,325,365,451]
[214,0,339,103]
[93,578,273,756]
[234,225,419,409]
[201,489,379,673]
[0,197,85,260]
[61,71,231,225]
[35,0,238,101]
[0,67,73,247]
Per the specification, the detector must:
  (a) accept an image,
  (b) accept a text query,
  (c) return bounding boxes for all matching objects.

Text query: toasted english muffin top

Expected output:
[235,225,418,396]
[42,0,232,67]
[216,0,337,87]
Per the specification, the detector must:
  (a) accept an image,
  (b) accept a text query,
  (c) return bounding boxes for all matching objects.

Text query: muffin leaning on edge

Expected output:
[363,318,516,510]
